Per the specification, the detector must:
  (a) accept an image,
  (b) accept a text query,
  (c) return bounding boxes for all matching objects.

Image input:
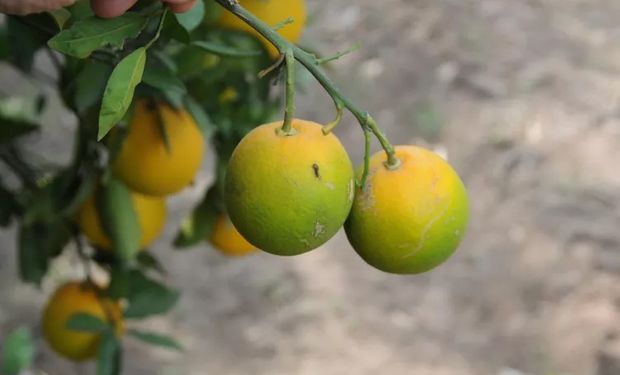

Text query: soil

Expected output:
[1,0,620,374]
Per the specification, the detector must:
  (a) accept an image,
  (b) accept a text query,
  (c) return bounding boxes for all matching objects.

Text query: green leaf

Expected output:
[124,271,179,319]
[161,11,190,44]
[128,329,183,351]
[74,61,114,113]
[136,251,167,275]
[48,8,72,29]
[142,63,187,109]
[184,95,215,137]
[96,332,121,375]
[66,313,109,332]
[0,183,18,227]
[6,16,49,73]
[174,0,205,32]
[97,178,141,263]
[191,40,262,58]
[1,327,34,375]
[18,223,50,285]
[0,96,41,143]
[174,184,219,248]
[67,0,95,21]
[48,13,148,58]
[98,47,147,140]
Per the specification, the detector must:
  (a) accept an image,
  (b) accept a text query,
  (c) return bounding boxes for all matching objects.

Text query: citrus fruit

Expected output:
[42,281,123,361]
[345,146,469,274]
[216,0,306,59]
[209,214,256,256]
[76,190,166,251]
[113,100,205,196]
[225,119,354,256]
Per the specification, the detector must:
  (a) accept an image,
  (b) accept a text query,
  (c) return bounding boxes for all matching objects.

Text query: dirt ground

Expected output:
[2,0,620,374]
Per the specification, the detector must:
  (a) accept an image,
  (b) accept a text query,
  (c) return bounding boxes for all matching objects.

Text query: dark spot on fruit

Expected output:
[312,163,321,179]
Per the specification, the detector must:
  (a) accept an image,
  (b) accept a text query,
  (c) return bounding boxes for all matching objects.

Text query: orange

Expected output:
[345,146,469,274]
[42,281,123,361]
[216,0,306,59]
[76,190,166,251]
[209,214,256,256]
[225,119,354,256]
[113,100,205,196]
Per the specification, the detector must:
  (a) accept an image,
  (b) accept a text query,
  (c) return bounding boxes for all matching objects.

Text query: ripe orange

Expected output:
[225,119,354,256]
[76,190,166,251]
[345,146,469,274]
[42,281,123,361]
[216,0,306,59]
[209,214,256,256]
[113,100,205,196]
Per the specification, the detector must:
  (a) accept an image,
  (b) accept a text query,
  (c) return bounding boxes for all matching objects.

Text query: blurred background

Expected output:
[2,0,620,374]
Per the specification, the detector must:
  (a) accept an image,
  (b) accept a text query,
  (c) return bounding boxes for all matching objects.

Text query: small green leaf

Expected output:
[184,95,215,137]
[0,96,42,143]
[98,178,141,262]
[74,61,114,113]
[153,102,172,153]
[0,183,18,227]
[1,327,34,375]
[124,271,179,319]
[191,40,262,58]
[67,0,95,21]
[96,332,121,375]
[48,8,72,29]
[98,47,147,140]
[6,16,49,73]
[48,13,148,58]
[128,329,183,351]
[142,66,187,96]
[66,313,109,332]
[161,11,190,43]
[174,0,205,32]
[136,251,167,275]
[174,185,219,248]
[18,223,50,285]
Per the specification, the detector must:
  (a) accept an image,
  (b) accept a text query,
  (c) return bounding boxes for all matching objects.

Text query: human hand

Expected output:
[0,0,197,17]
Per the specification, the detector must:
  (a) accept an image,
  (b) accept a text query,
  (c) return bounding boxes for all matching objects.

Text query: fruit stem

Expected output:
[278,49,297,136]
[213,0,400,166]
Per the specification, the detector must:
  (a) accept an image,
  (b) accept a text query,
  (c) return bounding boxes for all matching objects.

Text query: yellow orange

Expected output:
[216,0,306,59]
[114,100,205,196]
[42,281,123,361]
[209,214,256,256]
[225,119,354,256]
[345,146,469,274]
[76,190,166,251]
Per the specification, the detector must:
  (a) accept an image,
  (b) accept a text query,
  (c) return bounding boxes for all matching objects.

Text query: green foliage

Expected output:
[0,327,34,375]
[66,313,109,332]
[97,332,121,375]
[97,178,141,262]
[98,47,147,139]
[127,329,183,351]
[174,0,205,32]
[48,13,148,58]
[0,0,297,371]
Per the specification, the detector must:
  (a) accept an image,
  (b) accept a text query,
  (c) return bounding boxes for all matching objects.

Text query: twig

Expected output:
[212,0,401,173]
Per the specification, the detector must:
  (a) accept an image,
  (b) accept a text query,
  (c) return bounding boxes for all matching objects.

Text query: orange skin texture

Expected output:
[76,190,167,251]
[42,282,124,361]
[345,146,469,274]
[114,100,205,196]
[225,119,355,256]
[209,214,256,256]
[216,0,307,59]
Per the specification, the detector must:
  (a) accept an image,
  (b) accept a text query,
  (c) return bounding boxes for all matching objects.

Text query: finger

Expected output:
[90,0,138,18]
[164,0,197,13]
